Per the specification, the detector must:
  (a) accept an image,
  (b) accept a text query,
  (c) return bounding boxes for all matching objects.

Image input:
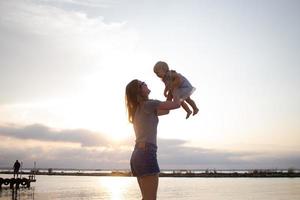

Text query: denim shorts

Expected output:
[130,143,160,177]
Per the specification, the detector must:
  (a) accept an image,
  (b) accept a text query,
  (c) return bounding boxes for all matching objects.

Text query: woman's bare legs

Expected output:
[137,174,159,200]
[185,97,199,116]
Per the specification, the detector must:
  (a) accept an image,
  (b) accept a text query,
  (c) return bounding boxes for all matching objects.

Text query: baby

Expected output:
[153,61,199,119]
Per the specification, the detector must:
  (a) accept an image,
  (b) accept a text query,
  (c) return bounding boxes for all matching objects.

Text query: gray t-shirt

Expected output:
[133,99,161,145]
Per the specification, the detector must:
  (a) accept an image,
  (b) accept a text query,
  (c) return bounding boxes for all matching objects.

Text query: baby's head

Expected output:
[153,61,169,78]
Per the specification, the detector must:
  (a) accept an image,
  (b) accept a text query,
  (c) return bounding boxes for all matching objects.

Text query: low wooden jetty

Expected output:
[0,175,36,189]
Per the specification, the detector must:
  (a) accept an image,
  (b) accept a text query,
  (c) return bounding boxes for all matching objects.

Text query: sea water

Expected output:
[0,174,299,200]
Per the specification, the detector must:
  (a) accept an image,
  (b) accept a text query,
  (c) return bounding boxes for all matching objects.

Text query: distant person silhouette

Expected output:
[125,79,180,200]
[13,160,21,178]
[154,61,199,119]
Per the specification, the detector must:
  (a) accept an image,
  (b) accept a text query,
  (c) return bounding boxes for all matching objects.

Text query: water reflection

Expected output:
[98,177,133,200]
[0,187,35,200]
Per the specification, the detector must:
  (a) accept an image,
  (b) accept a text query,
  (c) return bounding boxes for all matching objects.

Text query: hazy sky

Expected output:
[0,0,299,169]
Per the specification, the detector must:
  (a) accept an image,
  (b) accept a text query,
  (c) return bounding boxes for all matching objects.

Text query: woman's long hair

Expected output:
[125,79,140,123]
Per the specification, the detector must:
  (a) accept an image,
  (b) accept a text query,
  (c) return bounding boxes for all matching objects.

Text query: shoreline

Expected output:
[1,171,299,178]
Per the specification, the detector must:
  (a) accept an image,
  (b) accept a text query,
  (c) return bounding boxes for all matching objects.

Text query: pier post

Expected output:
[16,178,21,189]
[10,178,15,189]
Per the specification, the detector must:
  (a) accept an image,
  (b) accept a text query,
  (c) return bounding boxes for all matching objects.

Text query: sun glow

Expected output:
[98,177,134,200]
[0,71,135,142]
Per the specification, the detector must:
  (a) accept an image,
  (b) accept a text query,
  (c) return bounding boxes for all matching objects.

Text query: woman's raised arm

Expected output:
[157,100,181,115]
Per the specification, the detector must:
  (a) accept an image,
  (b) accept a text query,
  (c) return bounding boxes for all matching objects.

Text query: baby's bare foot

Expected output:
[193,108,199,116]
[186,111,192,119]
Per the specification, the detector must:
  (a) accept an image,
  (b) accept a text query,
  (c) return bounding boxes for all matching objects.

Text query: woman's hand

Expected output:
[164,87,171,97]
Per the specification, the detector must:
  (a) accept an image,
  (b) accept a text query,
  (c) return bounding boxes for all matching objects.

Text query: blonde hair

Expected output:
[125,79,141,123]
[153,61,169,73]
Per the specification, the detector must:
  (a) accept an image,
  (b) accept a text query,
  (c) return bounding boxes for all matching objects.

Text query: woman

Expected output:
[125,79,180,200]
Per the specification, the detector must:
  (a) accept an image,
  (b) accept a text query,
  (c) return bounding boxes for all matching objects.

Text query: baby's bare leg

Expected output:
[181,101,192,119]
[186,97,199,115]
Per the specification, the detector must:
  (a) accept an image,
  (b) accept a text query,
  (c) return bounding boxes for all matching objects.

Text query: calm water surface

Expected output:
[0,174,299,200]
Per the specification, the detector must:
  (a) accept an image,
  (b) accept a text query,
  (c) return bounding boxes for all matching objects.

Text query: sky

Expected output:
[0,0,299,170]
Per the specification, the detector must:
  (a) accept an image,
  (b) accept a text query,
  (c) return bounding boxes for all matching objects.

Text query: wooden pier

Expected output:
[0,175,36,189]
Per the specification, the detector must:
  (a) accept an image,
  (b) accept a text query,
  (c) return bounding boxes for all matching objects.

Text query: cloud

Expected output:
[0,123,110,147]
[0,0,137,103]
[37,0,115,8]
[0,145,130,169]
[157,139,252,169]
[1,123,299,169]
[159,140,300,169]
